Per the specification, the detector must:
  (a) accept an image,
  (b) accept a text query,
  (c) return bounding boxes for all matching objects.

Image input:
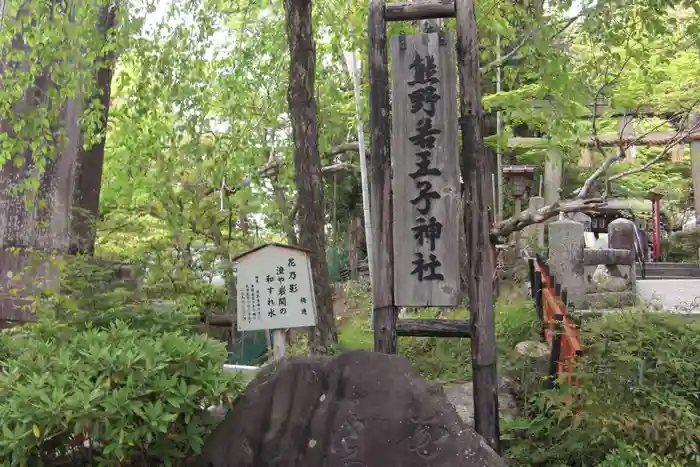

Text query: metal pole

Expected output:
[344,0,375,330]
[496,35,504,222]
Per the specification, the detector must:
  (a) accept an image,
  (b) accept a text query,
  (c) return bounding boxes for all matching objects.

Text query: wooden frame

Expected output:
[368,0,501,452]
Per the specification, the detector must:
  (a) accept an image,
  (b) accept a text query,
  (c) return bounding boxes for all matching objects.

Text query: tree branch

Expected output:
[492,197,607,240]
[480,31,533,74]
[551,14,581,39]
[609,116,700,182]
[574,102,700,196]
[577,56,633,199]
[288,198,300,223]
[326,141,359,158]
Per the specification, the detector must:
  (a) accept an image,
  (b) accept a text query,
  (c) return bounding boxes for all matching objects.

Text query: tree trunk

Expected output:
[0,37,77,324]
[284,0,337,353]
[70,4,118,255]
[0,3,117,325]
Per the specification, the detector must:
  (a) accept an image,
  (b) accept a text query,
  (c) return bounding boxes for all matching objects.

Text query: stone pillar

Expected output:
[544,148,562,206]
[690,113,700,224]
[618,113,636,159]
[522,196,545,249]
[608,218,636,286]
[548,219,586,308]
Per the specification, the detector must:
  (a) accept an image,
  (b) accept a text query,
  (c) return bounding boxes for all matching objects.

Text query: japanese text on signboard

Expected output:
[407,51,444,283]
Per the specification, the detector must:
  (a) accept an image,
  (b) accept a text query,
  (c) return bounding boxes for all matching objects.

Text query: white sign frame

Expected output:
[233,243,318,331]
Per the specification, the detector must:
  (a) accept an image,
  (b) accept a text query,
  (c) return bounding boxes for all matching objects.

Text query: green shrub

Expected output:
[598,444,685,467]
[0,320,241,466]
[399,307,473,382]
[495,298,540,350]
[661,228,700,262]
[505,311,700,466]
[0,258,243,466]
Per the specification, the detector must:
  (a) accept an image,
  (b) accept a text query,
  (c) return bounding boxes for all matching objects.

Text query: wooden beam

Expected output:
[583,248,633,266]
[202,315,234,327]
[455,0,500,452]
[369,0,398,354]
[509,131,700,148]
[385,0,456,21]
[396,319,471,337]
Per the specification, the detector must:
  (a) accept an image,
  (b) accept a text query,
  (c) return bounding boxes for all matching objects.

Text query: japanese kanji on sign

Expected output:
[232,243,318,332]
[390,32,460,307]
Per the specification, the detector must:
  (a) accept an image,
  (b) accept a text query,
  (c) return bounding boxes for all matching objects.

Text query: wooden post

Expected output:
[545,313,564,389]
[534,271,543,323]
[455,0,500,452]
[527,258,535,298]
[368,0,398,354]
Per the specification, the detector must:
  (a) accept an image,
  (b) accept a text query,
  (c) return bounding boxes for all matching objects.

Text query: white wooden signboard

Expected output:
[234,243,318,331]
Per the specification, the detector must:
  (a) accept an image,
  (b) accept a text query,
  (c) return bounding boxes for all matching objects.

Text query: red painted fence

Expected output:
[528,255,583,387]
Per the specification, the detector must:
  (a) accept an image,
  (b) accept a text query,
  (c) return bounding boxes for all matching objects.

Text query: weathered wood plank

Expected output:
[455,0,500,452]
[369,0,398,354]
[396,318,471,337]
[385,0,455,21]
[390,32,460,308]
[583,248,633,266]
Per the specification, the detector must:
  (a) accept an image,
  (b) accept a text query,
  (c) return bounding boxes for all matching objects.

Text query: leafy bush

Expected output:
[495,298,540,350]
[0,258,243,466]
[661,228,700,262]
[0,320,241,466]
[505,311,700,466]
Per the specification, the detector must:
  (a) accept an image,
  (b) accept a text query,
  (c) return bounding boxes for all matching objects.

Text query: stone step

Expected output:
[638,266,700,273]
[635,263,700,278]
[583,291,637,309]
[641,275,700,280]
[636,262,700,269]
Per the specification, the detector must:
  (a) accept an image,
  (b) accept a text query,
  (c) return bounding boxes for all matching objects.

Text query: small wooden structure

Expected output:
[231,243,318,360]
[369,0,500,450]
[502,164,536,199]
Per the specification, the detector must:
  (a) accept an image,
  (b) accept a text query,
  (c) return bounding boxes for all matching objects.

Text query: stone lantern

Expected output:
[503,165,536,250]
[503,164,536,218]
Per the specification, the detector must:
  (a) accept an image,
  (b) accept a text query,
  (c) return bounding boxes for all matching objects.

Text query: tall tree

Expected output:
[0,0,117,324]
[70,3,119,255]
[284,0,338,353]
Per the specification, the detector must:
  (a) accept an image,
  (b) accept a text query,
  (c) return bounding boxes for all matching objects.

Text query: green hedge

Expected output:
[661,228,700,262]
[505,311,700,466]
[0,257,243,466]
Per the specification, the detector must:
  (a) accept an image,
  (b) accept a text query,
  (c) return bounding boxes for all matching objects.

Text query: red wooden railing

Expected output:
[528,255,583,387]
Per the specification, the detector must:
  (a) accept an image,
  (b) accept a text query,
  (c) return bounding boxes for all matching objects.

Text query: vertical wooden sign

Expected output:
[390,32,460,307]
